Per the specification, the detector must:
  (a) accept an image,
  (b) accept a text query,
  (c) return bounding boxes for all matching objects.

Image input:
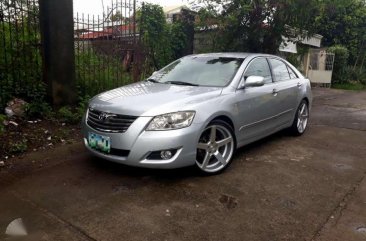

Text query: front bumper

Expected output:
[82,116,202,169]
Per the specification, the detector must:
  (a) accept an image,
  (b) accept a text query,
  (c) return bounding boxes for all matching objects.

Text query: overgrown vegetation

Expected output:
[56,95,89,124]
[137,3,194,71]
[315,0,366,87]
[326,45,366,86]
[315,0,366,65]
[0,10,43,109]
[327,45,349,84]
[332,82,366,91]
[193,0,366,88]
[1,0,365,127]
[75,50,133,97]
[193,0,320,53]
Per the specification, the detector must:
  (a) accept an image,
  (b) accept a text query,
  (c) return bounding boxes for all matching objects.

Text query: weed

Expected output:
[57,107,80,124]
[25,101,53,118]
[332,82,366,90]
[9,138,28,154]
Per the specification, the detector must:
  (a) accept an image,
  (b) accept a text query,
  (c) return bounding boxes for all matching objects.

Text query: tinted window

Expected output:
[287,66,298,79]
[269,59,291,81]
[152,57,244,87]
[244,58,272,84]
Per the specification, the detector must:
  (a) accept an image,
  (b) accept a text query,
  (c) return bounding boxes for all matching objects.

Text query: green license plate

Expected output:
[88,132,111,153]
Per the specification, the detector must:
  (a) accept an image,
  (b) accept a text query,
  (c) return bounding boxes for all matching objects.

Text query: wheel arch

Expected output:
[207,114,237,149]
[211,115,234,129]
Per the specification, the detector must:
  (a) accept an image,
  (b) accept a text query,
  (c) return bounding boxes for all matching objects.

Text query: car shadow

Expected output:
[89,155,198,180]
[88,129,291,179]
[234,129,290,157]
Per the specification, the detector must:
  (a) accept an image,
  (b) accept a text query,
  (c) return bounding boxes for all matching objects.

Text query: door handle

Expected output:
[297,82,302,87]
[272,88,278,96]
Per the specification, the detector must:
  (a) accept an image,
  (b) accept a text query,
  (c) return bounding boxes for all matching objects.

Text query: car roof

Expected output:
[188,52,278,59]
[186,52,305,78]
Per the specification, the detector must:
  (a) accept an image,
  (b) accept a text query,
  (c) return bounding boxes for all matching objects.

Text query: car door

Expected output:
[267,58,299,127]
[235,57,279,144]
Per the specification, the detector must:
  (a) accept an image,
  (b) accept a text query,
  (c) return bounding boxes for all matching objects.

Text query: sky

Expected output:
[73,0,189,16]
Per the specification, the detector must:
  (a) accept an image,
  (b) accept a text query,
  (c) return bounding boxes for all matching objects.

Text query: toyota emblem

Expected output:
[98,112,108,121]
[98,112,116,121]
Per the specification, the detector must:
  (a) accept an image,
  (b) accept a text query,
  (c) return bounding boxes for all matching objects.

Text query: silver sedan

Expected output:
[82,53,312,174]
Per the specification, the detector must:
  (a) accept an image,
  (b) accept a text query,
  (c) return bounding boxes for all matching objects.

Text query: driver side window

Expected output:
[244,58,273,84]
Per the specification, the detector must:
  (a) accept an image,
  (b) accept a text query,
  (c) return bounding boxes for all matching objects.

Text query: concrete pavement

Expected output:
[0,88,365,241]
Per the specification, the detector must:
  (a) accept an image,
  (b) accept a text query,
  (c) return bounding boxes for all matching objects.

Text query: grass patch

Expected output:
[9,138,28,154]
[332,82,366,91]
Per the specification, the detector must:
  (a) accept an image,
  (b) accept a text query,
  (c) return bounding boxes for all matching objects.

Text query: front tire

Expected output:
[289,100,309,136]
[195,120,236,174]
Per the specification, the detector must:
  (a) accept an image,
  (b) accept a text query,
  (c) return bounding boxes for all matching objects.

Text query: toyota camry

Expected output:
[82,53,312,174]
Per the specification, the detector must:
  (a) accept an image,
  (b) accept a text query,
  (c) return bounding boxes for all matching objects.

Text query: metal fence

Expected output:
[0,0,42,108]
[74,0,143,98]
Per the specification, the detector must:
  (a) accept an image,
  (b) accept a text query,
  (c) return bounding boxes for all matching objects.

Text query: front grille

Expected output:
[87,108,138,133]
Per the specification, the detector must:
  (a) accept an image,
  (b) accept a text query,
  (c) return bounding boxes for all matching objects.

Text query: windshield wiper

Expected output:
[166,81,199,86]
[146,78,159,83]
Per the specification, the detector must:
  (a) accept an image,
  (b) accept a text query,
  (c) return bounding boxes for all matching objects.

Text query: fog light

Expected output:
[161,150,173,160]
[147,149,178,160]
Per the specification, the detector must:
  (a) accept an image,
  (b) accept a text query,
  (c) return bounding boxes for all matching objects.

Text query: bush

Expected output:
[332,82,366,90]
[25,101,53,118]
[343,66,366,84]
[328,45,349,83]
[57,107,80,124]
[57,96,90,124]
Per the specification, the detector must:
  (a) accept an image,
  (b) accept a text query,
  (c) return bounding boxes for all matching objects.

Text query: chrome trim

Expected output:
[87,108,138,133]
[239,108,293,131]
[85,122,123,133]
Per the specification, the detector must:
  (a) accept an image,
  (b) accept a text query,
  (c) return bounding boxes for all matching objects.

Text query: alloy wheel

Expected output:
[196,123,235,173]
[297,102,309,133]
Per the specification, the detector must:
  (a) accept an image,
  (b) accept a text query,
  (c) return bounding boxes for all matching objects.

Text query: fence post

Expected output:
[39,0,77,107]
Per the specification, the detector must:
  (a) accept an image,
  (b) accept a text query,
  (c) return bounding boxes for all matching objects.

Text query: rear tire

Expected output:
[289,100,309,136]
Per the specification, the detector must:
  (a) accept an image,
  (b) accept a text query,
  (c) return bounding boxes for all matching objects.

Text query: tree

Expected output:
[193,0,321,54]
[170,9,195,58]
[137,3,195,71]
[137,3,172,70]
[315,0,366,66]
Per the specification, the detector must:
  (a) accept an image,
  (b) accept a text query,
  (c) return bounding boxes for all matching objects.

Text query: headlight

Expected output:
[146,111,195,131]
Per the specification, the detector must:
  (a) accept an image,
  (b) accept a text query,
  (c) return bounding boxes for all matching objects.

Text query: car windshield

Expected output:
[150,56,244,87]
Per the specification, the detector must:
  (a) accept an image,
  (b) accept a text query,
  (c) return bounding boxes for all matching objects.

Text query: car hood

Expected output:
[89,81,223,116]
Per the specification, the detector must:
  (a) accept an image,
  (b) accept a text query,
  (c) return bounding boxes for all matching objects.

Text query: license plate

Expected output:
[88,132,111,153]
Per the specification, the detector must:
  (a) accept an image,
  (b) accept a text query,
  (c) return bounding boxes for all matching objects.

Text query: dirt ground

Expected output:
[0,88,366,241]
[0,118,81,161]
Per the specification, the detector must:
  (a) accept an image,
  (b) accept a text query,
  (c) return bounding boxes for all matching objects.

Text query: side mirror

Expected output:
[244,76,265,88]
